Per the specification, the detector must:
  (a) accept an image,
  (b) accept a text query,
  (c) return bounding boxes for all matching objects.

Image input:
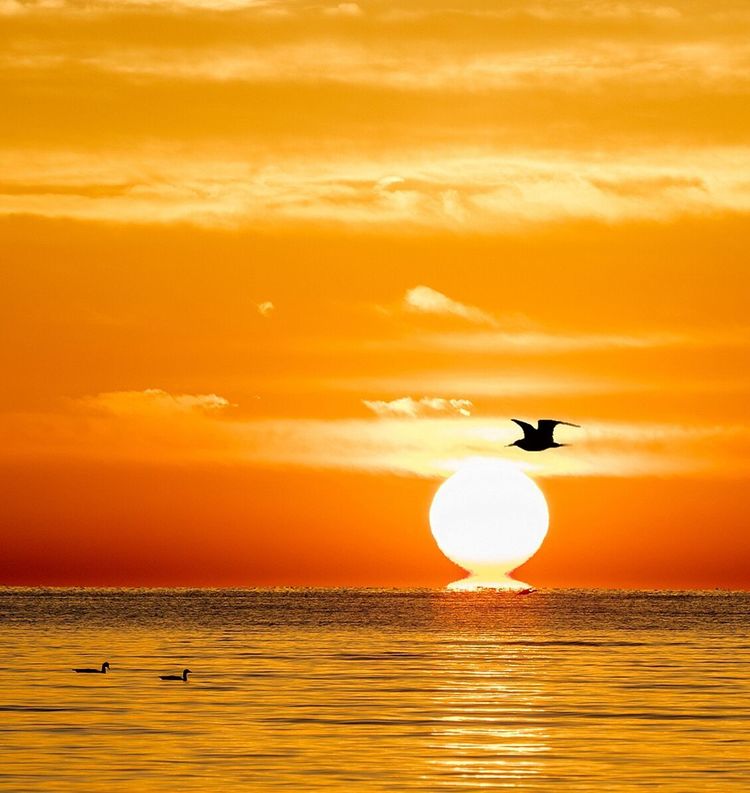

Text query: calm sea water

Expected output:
[0,589,748,791]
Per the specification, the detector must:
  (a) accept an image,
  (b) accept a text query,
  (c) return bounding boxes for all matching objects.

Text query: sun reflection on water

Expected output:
[426,641,550,788]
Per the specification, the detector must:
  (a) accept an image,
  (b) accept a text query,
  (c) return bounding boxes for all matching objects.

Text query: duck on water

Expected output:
[73,661,110,674]
[160,669,192,682]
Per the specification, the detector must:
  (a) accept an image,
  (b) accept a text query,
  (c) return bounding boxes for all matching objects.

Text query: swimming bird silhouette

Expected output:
[508,419,580,451]
[160,668,191,682]
[73,661,110,674]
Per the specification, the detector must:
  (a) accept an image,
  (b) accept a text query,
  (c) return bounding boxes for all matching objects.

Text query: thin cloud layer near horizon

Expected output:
[2,0,749,588]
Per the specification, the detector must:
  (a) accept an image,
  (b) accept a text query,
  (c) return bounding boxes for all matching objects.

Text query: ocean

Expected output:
[0,589,748,791]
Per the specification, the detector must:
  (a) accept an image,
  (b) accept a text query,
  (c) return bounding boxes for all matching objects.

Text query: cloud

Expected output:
[2,394,748,479]
[3,147,750,229]
[343,371,621,398]
[228,416,750,479]
[363,396,473,418]
[79,388,233,416]
[367,326,750,356]
[404,330,688,354]
[324,2,362,17]
[3,0,750,232]
[403,286,497,326]
[0,388,238,465]
[257,301,275,318]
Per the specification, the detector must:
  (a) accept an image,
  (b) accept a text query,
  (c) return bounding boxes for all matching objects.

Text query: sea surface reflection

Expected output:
[0,589,748,791]
[428,639,549,788]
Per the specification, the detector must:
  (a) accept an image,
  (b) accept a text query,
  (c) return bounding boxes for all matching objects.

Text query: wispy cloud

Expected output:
[79,388,233,415]
[393,328,750,354]
[3,0,750,228]
[2,391,747,479]
[7,35,750,93]
[416,330,679,353]
[359,323,750,357]
[0,0,281,13]
[257,301,275,318]
[324,2,362,17]
[2,147,750,228]
[403,286,497,326]
[363,396,473,418]
[344,371,623,398]
[227,416,750,479]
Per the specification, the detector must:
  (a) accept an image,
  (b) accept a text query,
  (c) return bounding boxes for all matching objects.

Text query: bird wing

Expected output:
[537,419,580,440]
[511,419,536,438]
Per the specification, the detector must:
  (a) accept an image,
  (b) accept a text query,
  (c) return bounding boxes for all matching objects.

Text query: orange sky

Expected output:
[2,0,749,588]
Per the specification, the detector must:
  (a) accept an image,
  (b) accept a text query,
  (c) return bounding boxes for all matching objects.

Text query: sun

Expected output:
[429,458,549,591]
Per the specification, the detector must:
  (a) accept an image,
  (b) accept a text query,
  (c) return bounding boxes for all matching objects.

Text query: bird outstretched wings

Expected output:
[509,418,581,450]
[536,419,581,443]
[511,419,536,439]
[537,419,580,432]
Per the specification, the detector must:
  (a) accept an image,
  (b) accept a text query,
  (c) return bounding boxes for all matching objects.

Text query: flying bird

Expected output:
[160,668,192,682]
[73,661,110,674]
[508,419,580,451]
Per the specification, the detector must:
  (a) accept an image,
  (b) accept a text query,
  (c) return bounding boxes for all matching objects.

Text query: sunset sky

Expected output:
[2,0,749,588]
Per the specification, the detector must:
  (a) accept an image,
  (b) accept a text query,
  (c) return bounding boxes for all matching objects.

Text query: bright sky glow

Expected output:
[2,0,750,588]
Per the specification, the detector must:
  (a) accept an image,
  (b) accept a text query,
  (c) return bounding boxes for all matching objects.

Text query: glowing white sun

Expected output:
[429,458,549,591]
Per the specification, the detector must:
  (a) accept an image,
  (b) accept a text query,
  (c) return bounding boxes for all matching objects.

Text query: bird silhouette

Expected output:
[508,419,580,451]
[73,661,110,674]
[160,668,192,682]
